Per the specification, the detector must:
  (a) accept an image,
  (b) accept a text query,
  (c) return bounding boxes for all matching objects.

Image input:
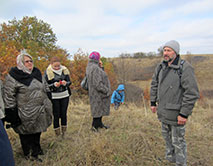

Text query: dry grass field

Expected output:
[7,54,213,166]
[7,99,213,166]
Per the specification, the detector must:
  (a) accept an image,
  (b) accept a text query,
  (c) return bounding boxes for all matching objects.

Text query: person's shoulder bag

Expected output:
[81,75,88,91]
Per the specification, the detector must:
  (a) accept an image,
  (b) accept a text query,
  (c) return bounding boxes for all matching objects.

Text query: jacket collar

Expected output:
[162,55,181,69]
[169,55,181,69]
[9,67,42,86]
[46,65,70,80]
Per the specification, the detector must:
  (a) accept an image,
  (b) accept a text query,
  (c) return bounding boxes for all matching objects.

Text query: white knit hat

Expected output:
[163,40,180,55]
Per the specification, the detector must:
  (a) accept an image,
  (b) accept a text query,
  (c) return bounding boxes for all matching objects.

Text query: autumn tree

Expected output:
[36,47,71,74]
[103,59,117,91]
[0,16,56,51]
[69,49,117,95]
[0,16,70,76]
[70,49,88,93]
[0,16,117,98]
[0,41,18,79]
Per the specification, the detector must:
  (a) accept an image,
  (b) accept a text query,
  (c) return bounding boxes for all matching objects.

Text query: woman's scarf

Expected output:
[9,50,42,86]
[16,50,34,74]
[51,65,63,76]
[9,67,42,86]
[46,64,70,80]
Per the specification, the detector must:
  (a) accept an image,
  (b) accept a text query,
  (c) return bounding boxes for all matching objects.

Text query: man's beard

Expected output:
[163,55,174,62]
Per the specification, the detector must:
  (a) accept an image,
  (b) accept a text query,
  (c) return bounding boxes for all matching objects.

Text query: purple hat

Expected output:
[89,51,100,60]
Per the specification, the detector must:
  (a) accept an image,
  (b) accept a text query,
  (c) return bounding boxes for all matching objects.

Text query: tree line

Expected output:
[0,16,118,95]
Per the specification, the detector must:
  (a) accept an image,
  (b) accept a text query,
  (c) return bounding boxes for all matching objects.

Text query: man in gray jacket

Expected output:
[150,40,199,166]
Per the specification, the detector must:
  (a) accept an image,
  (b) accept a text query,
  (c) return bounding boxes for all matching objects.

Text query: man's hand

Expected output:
[177,115,187,125]
[151,106,157,113]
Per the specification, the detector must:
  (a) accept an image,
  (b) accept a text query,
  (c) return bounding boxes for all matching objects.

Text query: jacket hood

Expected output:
[117,84,124,91]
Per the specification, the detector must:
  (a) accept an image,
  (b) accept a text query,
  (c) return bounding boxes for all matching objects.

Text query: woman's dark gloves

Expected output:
[4,107,22,128]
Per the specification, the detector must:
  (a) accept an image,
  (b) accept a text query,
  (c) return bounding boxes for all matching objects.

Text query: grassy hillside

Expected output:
[112,54,213,98]
[7,54,213,165]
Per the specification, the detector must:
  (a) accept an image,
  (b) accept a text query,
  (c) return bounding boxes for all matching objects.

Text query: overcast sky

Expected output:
[0,0,213,57]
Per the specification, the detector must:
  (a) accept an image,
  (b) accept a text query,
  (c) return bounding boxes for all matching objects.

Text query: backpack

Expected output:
[156,59,185,87]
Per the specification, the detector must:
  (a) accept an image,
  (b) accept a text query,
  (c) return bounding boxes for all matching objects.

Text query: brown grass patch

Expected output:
[6,99,213,166]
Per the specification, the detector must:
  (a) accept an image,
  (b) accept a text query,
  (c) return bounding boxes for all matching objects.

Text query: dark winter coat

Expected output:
[3,67,52,134]
[86,59,111,118]
[150,56,199,125]
[44,65,71,99]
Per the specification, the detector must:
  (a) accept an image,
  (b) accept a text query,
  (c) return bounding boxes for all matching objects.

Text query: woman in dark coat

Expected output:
[44,56,71,138]
[86,51,111,131]
[3,50,52,162]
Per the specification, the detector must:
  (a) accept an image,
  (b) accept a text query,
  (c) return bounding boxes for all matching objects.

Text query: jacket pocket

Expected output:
[164,103,181,121]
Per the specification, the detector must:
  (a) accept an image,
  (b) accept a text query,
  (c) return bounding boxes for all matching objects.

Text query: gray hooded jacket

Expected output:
[150,57,199,125]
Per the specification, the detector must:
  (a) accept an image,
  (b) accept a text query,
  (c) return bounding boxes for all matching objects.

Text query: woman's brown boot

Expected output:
[54,127,60,137]
[61,126,67,139]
